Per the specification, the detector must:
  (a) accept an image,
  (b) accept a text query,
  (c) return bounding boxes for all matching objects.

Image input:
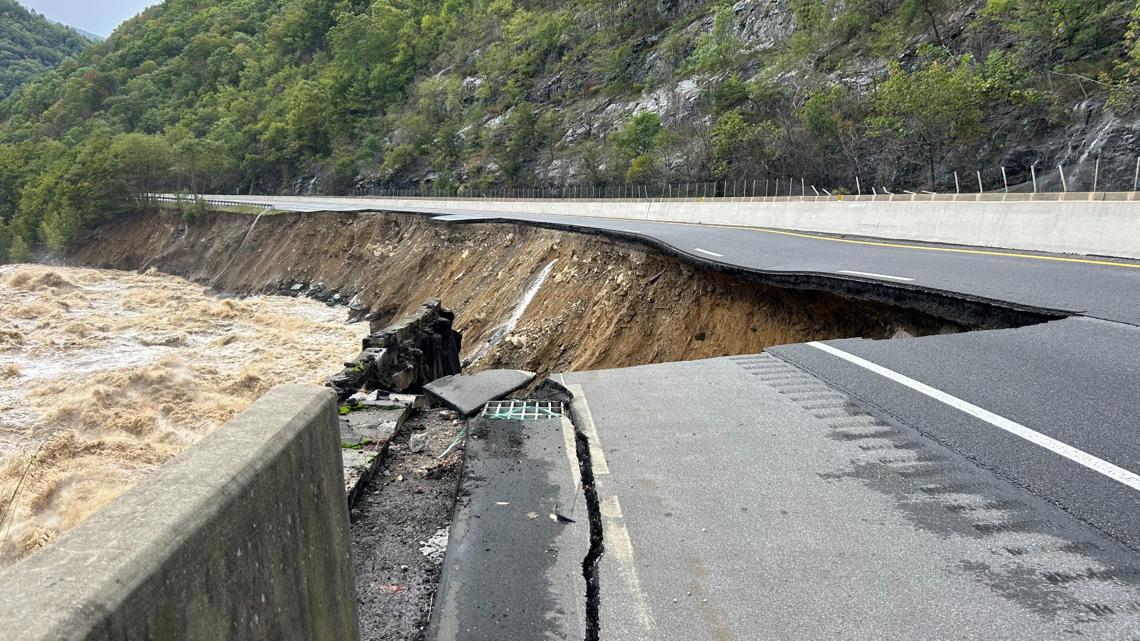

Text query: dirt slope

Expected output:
[71,210,960,376]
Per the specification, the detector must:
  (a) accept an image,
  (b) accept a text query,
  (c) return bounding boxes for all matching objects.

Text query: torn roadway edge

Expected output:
[413,212,1073,330]
[547,378,605,641]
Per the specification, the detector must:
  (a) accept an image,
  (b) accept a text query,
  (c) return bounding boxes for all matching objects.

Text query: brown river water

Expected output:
[0,264,367,567]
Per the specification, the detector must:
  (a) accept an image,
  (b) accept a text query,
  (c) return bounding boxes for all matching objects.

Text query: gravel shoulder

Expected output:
[350,408,466,641]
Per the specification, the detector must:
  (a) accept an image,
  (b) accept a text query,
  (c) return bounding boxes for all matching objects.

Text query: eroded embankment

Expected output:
[72,210,972,376]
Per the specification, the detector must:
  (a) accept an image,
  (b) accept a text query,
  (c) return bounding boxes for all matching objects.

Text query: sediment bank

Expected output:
[71,209,974,377]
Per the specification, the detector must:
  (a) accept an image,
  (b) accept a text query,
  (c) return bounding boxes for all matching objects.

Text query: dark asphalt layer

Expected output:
[429,210,1140,325]
[428,414,587,641]
[231,198,1140,556]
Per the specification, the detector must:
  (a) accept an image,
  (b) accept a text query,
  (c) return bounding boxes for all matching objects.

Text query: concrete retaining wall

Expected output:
[190,194,1140,259]
[0,385,359,641]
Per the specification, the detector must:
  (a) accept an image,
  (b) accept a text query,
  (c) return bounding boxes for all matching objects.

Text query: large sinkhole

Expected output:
[73,209,1057,377]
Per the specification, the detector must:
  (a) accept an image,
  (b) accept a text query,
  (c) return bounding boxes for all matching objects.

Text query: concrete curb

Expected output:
[0,385,360,641]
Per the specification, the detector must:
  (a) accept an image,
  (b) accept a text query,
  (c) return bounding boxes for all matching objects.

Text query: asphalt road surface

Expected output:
[207,195,1140,637]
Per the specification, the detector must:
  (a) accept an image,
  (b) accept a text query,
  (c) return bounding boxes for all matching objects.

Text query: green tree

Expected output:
[611,112,671,183]
[613,113,666,159]
[625,154,659,183]
[171,135,228,195]
[798,85,867,180]
[870,52,987,188]
[8,233,30,263]
[899,0,952,44]
[688,3,744,73]
[109,133,172,205]
[0,218,10,262]
[711,109,778,179]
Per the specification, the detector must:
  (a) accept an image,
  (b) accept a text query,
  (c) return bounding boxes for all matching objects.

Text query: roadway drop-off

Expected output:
[69,208,1017,377]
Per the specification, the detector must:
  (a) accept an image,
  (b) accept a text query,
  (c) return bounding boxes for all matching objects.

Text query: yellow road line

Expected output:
[750,227,1140,270]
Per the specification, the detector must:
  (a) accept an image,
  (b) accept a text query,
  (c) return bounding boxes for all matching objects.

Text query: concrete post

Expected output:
[801,177,806,197]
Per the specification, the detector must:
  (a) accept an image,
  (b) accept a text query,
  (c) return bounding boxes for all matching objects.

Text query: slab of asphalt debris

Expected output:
[349,406,467,641]
[424,369,537,416]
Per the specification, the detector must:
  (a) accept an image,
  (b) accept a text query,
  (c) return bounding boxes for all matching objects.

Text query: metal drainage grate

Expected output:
[481,400,564,421]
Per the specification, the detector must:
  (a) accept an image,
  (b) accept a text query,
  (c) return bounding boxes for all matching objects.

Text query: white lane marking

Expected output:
[693,248,724,258]
[838,270,915,282]
[601,496,657,631]
[808,342,1140,493]
[560,416,582,490]
[564,384,610,475]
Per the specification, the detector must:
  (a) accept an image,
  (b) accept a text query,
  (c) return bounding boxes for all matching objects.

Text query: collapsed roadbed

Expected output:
[72,209,1055,381]
[62,208,1087,640]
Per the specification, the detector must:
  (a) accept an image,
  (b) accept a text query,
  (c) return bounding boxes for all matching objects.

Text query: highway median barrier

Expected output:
[177,193,1140,260]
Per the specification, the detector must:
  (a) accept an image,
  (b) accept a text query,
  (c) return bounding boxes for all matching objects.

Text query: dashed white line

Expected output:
[693,248,724,258]
[807,342,1140,493]
[838,270,915,282]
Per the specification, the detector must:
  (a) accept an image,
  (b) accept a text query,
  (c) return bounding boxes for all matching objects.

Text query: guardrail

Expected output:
[150,195,276,209]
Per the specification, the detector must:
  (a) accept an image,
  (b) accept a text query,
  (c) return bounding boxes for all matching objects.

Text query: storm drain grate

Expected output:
[481,400,564,421]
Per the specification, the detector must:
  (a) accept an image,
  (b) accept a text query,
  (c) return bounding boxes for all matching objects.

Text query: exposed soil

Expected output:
[351,408,465,641]
[71,210,966,377]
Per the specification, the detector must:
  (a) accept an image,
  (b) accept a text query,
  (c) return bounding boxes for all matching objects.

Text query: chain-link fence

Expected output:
[339,156,1140,202]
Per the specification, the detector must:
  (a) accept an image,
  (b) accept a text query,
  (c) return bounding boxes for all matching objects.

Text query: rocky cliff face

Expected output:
[363,0,1137,195]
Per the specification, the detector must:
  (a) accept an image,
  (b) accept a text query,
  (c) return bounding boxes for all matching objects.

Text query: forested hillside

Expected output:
[0,0,91,100]
[1,0,1139,260]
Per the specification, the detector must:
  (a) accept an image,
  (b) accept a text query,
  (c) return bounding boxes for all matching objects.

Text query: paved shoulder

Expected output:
[429,402,587,641]
[561,355,1140,640]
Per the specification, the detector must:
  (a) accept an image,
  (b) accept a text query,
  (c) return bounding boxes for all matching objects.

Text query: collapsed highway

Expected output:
[68,198,1140,639]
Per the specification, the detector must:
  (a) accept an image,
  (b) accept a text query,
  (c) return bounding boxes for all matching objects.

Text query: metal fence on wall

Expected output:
[333,157,1140,202]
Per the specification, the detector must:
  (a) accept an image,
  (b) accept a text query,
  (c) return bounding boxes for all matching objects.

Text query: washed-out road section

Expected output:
[192,195,1140,637]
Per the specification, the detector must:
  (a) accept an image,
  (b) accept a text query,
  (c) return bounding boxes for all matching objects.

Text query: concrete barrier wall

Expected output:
[0,385,360,641]
[189,194,1140,259]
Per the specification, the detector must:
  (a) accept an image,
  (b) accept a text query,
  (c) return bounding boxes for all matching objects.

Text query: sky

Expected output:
[20,0,157,37]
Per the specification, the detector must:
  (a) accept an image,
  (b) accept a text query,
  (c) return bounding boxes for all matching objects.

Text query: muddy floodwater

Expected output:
[0,264,368,567]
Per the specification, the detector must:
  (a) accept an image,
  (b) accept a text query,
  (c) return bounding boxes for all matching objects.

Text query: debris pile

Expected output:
[328,299,462,400]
